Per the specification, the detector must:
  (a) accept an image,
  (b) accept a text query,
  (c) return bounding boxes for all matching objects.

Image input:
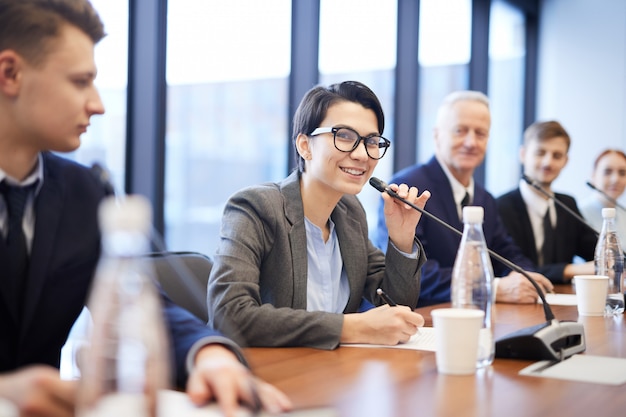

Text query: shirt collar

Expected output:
[0,153,45,195]
[520,179,552,217]
[436,154,474,205]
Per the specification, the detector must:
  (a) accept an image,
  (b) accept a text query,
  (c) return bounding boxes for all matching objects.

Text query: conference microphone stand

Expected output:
[370,177,586,362]
[91,162,117,197]
[586,181,626,212]
[522,174,599,237]
[524,175,626,258]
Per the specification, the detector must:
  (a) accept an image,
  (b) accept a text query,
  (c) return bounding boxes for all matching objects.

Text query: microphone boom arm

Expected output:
[370,177,555,321]
[522,174,599,237]
[586,181,626,212]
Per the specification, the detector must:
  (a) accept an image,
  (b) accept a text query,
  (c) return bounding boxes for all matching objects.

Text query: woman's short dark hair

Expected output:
[292,81,385,173]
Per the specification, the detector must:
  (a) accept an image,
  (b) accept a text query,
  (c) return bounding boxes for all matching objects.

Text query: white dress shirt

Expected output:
[0,154,44,252]
[519,180,556,259]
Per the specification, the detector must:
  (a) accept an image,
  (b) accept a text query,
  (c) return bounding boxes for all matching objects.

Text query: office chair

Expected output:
[147,251,212,323]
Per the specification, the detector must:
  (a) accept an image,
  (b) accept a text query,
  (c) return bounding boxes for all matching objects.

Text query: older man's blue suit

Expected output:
[375,157,535,306]
[0,152,225,387]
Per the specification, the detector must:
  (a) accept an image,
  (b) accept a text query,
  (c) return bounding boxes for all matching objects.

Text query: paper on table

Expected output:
[341,326,436,351]
[538,293,578,306]
[158,390,339,417]
[519,354,626,385]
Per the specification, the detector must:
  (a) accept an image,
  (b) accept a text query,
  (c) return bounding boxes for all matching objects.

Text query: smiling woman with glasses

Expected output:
[208,81,431,350]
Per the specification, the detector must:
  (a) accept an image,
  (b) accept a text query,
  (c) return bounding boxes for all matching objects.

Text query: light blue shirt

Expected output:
[0,154,44,252]
[304,217,350,313]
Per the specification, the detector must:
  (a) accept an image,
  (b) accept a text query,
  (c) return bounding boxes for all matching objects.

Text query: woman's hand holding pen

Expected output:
[340,305,425,345]
[381,183,431,253]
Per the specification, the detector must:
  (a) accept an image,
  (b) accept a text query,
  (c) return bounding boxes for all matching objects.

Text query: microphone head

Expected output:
[369,177,388,193]
[91,162,116,196]
[586,181,598,191]
[521,174,534,186]
[521,174,542,190]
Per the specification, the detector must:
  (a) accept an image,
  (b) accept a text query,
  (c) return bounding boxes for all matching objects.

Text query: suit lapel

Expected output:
[20,162,65,337]
[553,194,567,260]
[428,158,463,229]
[281,172,308,309]
[512,189,538,264]
[0,238,20,325]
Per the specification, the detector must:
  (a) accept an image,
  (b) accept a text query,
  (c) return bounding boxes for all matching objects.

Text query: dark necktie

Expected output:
[461,192,471,208]
[541,206,555,266]
[1,180,37,319]
[458,192,471,220]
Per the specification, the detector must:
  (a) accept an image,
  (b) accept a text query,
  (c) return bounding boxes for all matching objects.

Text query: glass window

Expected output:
[417,0,472,164]
[486,0,526,196]
[61,0,128,194]
[165,0,291,255]
[319,0,397,236]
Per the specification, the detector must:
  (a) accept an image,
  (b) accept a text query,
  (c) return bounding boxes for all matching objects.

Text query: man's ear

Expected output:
[0,50,23,96]
[519,145,526,162]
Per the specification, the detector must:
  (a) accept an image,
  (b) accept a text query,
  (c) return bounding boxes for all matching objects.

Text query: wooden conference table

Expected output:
[244,285,626,417]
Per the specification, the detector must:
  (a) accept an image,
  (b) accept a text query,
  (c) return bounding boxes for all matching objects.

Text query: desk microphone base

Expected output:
[495,320,586,361]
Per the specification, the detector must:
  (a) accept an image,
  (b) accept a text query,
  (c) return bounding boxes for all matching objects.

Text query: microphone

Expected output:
[370,177,586,362]
[522,174,598,237]
[91,162,116,196]
[586,181,626,212]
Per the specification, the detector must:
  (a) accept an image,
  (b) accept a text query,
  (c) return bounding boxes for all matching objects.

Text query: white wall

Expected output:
[536,0,626,205]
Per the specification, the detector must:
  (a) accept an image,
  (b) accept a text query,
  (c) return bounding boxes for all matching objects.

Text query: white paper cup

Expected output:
[574,275,609,316]
[431,308,485,375]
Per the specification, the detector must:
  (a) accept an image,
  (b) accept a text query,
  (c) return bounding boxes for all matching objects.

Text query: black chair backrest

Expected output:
[147,251,212,322]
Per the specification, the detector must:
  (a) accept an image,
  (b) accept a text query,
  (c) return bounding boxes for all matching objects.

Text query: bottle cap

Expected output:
[462,206,484,223]
[602,207,616,219]
[98,195,152,233]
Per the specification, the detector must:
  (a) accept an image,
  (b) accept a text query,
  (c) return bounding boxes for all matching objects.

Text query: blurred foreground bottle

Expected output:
[451,206,495,368]
[594,207,625,315]
[77,196,170,417]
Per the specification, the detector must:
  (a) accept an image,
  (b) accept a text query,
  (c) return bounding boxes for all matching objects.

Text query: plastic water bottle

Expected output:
[451,206,495,368]
[594,207,625,315]
[77,196,171,417]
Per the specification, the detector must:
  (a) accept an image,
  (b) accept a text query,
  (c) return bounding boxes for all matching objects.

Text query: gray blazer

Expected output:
[207,171,426,349]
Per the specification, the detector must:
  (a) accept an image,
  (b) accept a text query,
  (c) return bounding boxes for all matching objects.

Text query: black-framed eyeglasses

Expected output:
[309,126,390,160]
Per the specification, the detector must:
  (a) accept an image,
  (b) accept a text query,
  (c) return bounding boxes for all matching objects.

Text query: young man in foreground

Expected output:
[0,1,290,416]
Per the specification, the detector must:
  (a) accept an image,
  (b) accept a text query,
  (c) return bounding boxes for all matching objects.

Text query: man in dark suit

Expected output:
[375,90,553,307]
[496,120,596,283]
[0,1,289,416]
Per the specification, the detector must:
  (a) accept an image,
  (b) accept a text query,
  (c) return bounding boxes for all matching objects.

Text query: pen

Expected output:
[376,288,397,307]
[249,379,262,416]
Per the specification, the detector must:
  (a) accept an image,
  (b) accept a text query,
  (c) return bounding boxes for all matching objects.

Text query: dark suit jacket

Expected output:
[375,157,535,306]
[496,188,596,283]
[0,152,230,388]
[208,170,426,349]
